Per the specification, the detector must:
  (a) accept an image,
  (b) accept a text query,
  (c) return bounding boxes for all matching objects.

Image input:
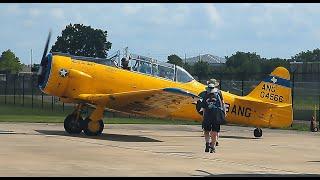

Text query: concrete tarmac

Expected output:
[0,122,320,176]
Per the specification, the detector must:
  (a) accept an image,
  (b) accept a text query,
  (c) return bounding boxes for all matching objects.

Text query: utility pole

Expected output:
[30,49,33,72]
[184,53,186,64]
[124,47,128,58]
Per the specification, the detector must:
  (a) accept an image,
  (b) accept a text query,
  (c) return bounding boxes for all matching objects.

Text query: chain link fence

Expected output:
[0,72,319,121]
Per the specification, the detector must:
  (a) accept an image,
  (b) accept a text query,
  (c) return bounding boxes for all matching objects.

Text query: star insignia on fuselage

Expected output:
[271,76,277,83]
[59,68,69,77]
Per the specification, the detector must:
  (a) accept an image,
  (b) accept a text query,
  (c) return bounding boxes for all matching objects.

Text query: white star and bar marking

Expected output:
[59,69,69,77]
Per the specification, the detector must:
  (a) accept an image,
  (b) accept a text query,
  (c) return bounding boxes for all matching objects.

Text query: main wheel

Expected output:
[64,113,83,134]
[254,128,262,138]
[82,118,104,136]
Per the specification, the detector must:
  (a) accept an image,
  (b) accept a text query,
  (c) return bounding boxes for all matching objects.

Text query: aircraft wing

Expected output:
[77,88,200,118]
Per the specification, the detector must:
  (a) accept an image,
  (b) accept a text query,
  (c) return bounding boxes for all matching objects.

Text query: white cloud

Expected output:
[204,4,222,27]
[50,8,65,20]
[28,8,41,17]
[122,4,143,15]
[240,3,253,7]
[5,4,21,15]
[23,19,34,27]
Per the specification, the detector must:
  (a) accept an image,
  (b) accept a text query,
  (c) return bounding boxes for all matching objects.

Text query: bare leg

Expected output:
[216,132,219,146]
[204,131,210,143]
[210,131,218,153]
[204,131,210,152]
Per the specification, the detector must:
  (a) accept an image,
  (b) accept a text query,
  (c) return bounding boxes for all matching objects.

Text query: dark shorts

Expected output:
[202,120,220,132]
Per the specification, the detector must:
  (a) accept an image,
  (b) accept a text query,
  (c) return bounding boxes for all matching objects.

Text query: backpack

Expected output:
[206,89,226,125]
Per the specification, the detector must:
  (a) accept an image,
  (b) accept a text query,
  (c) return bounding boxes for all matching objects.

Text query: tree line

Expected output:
[168,50,320,81]
[1,23,319,82]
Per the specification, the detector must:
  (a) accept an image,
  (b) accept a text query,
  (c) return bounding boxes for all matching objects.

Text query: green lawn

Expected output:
[0,101,201,125]
[0,96,315,130]
[282,123,311,131]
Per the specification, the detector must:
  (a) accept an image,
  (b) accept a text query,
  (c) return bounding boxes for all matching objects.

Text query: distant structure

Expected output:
[19,64,32,75]
[184,54,226,67]
[290,61,320,82]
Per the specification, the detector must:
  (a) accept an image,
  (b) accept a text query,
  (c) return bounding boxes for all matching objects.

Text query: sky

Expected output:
[1,3,320,65]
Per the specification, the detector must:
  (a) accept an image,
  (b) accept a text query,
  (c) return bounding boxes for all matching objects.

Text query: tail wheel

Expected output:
[254,128,262,138]
[82,118,104,136]
[64,114,83,134]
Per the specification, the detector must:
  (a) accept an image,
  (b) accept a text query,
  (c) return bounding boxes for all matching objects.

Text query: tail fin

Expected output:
[247,67,292,105]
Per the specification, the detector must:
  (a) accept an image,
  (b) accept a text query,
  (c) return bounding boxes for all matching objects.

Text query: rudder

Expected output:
[246,67,292,105]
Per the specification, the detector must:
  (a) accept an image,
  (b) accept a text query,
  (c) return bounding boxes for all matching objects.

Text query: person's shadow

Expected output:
[35,130,162,142]
[219,135,257,140]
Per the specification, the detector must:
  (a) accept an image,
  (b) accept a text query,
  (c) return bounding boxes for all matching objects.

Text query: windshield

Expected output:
[122,54,194,83]
[176,66,194,83]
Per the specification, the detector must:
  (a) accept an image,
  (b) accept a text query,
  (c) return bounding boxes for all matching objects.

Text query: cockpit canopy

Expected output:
[125,54,194,83]
[52,52,195,83]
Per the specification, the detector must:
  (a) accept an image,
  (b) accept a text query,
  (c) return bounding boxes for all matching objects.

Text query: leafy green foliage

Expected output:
[291,48,320,62]
[261,58,290,73]
[167,54,184,67]
[0,49,22,74]
[51,23,112,58]
[193,60,210,81]
[224,51,263,79]
[183,62,193,75]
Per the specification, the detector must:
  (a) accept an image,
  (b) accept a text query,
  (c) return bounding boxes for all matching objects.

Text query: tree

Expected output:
[261,58,289,73]
[167,54,184,67]
[51,23,112,58]
[193,60,210,81]
[0,49,22,74]
[225,51,263,79]
[183,62,193,74]
[291,48,320,62]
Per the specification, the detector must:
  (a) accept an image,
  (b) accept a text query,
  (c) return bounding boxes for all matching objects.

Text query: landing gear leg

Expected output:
[254,128,262,138]
[64,104,84,134]
[82,106,105,136]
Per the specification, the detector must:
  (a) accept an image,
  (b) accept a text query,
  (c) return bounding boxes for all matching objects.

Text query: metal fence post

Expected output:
[41,92,44,109]
[4,73,7,104]
[291,71,295,110]
[13,74,16,104]
[51,96,54,111]
[31,74,34,108]
[22,75,25,106]
[241,79,244,96]
[219,73,222,90]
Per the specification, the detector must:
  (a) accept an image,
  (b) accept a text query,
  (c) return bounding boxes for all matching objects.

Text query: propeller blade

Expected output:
[40,30,52,66]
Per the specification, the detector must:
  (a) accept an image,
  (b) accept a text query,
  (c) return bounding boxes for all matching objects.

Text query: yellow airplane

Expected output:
[37,32,293,137]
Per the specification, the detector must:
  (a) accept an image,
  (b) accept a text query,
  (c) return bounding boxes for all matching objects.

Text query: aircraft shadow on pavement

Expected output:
[193,170,320,177]
[35,130,162,142]
[0,130,16,134]
[219,135,257,140]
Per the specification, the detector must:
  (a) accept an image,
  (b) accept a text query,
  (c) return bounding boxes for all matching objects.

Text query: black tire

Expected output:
[64,114,83,134]
[254,128,262,138]
[82,118,104,136]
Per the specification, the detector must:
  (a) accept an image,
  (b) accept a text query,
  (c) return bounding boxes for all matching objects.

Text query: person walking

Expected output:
[201,79,225,153]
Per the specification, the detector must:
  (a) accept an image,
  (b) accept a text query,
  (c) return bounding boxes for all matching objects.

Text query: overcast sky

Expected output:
[1,3,320,64]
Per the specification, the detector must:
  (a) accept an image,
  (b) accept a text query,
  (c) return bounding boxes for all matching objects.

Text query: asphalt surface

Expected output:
[0,122,320,176]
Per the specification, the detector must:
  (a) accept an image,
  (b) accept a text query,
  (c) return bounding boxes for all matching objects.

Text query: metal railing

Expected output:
[0,72,319,121]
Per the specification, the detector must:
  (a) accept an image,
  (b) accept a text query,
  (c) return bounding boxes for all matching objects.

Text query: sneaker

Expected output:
[210,146,216,153]
[205,143,210,152]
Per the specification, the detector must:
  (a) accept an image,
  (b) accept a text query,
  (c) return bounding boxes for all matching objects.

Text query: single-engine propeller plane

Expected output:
[37,32,292,137]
